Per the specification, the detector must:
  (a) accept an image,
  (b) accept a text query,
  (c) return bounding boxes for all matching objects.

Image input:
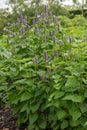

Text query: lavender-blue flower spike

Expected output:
[58,23,60,32]
[53,36,56,43]
[68,36,72,43]
[19,12,23,22]
[44,5,47,13]
[53,15,57,23]
[43,35,46,42]
[44,50,48,61]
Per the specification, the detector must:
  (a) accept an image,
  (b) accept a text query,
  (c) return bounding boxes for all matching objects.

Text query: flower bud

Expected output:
[41,12,45,18]
[21,26,25,35]
[19,12,23,22]
[68,36,72,43]
[44,50,48,61]
[44,5,47,13]
[33,56,38,64]
[34,26,38,35]
[53,15,57,23]
[43,35,46,42]
[58,23,60,32]
[3,28,8,32]
[53,36,56,43]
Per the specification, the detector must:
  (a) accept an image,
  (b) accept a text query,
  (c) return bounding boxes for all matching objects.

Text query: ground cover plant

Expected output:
[0,5,87,130]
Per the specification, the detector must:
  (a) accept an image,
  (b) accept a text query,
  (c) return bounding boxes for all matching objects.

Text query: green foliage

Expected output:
[0,7,87,130]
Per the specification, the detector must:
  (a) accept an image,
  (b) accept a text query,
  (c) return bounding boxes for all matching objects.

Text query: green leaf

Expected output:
[61,120,68,129]
[84,122,87,126]
[84,90,87,97]
[48,91,64,101]
[20,102,28,112]
[30,102,40,113]
[20,92,33,102]
[64,76,80,91]
[62,94,84,102]
[53,100,60,108]
[38,114,47,129]
[72,110,81,121]
[70,119,80,127]
[57,109,67,120]
[54,91,65,99]
[17,58,31,63]
[79,103,87,113]
[30,113,38,125]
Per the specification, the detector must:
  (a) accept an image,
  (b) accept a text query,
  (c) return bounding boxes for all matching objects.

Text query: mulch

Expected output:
[0,106,27,130]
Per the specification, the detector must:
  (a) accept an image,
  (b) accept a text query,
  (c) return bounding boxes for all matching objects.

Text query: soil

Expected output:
[0,106,27,130]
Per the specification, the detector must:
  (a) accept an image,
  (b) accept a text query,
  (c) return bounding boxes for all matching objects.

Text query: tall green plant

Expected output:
[0,6,87,130]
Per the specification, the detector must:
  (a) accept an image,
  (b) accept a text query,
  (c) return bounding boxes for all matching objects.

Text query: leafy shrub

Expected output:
[0,6,87,130]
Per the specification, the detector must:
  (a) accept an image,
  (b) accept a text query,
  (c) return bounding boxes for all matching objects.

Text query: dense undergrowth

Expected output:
[0,6,87,130]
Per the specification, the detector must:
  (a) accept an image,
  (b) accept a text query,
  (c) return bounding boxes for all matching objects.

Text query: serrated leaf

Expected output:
[30,102,40,113]
[79,103,87,113]
[20,102,28,112]
[61,120,68,129]
[72,110,81,121]
[53,100,60,108]
[30,113,38,125]
[38,114,47,129]
[62,94,84,102]
[54,91,64,99]
[48,91,64,101]
[20,92,33,102]
[57,109,67,120]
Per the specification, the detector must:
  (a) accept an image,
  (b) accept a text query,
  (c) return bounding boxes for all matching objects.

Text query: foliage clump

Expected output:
[0,5,87,130]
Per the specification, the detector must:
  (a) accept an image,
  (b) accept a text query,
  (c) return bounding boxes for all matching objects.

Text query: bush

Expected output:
[0,6,87,130]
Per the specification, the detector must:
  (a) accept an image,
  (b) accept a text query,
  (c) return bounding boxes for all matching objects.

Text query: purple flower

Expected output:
[68,36,72,43]
[7,23,12,26]
[19,12,23,22]
[33,56,38,64]
[34,26,38,35]
[53,36,56,43]
[41,12,45,18]
[53,15,57,23]
[43,35,46,42]
[21,26,25,35]
[44,50,48,61]
[58,23,60,32]
[3,28,8,32]
[44,5,47,13]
